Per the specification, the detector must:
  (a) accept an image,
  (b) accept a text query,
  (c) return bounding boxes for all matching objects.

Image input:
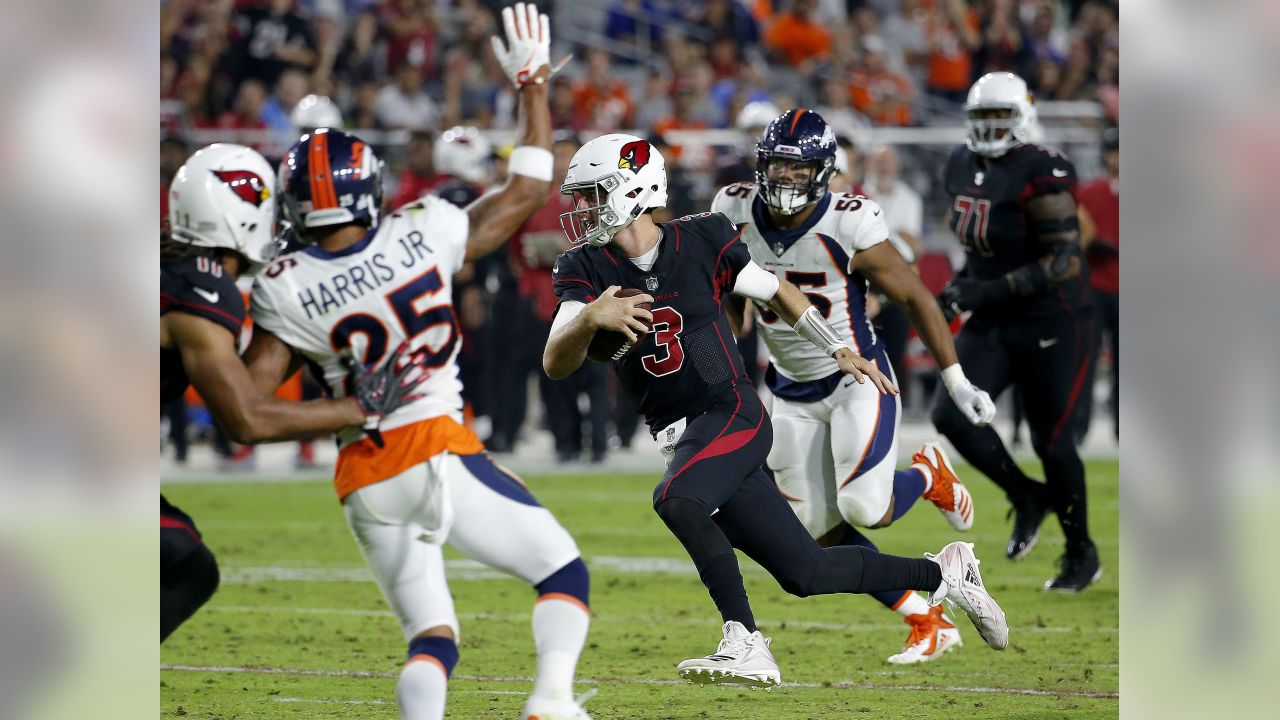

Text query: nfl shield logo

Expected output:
[773,242,786,257]
[645,276,659,292]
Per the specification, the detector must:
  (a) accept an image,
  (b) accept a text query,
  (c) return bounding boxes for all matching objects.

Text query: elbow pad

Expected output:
[793,306,852,357]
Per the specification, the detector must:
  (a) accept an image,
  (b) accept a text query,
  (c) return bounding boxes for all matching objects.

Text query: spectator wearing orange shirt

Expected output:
[572,48,635,130]
[849,35,916,126]
[925,0,981,104]
[763,0,831,70]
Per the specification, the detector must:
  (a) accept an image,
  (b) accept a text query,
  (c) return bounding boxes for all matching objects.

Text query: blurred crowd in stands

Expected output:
[160,0,1119,467]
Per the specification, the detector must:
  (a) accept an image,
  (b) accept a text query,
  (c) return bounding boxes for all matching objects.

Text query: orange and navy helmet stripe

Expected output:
[308,130,339,209]
[788,108,807,134]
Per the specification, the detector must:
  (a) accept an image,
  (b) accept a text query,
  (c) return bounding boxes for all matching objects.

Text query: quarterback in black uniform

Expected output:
[933,72,1099,590]
[161,144,423,641]
[546,134,1010,688]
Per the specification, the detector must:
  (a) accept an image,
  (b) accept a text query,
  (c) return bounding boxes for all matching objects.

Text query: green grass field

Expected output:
[161,458,1118,719]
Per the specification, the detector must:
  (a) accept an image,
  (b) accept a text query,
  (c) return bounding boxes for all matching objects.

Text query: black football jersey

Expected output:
[942,143,1091,320]
[160,254,246,402]
[552,213,751,433]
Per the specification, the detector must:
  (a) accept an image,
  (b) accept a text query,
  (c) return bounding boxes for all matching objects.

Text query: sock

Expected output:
[889,468,928,522]
[398,636,457,720]
[532,559,591,701]
[656,497,756,632]
[890,591,932,618]
[838,526,911,609]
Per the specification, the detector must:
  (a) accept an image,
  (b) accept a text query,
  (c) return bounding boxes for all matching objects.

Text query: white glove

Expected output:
[490,3,551,89]
[941,364,996,426]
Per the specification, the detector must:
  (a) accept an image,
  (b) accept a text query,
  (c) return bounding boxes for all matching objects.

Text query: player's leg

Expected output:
[1014,313,1101,591]
[931,322,1050,558]
[767,396,842,538]
[830,356,973,531]
[443,452,591,719]
[160,497,219,642]
[344,465,462,720]
[835,525,962,664]
[716,468,1008,650]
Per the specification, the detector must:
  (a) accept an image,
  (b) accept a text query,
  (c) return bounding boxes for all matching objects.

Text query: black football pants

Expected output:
[932,311,1096,551]
[161,496,219,642]
[653,385,942,632]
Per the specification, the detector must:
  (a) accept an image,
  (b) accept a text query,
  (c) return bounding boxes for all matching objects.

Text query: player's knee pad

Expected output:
[654,496,705,529]
[774,561,819,598]
[836,474,891,528]
[407,635,459,678]
[535,557,590,609]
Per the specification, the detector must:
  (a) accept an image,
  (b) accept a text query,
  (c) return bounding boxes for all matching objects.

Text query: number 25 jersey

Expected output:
[250,196,469,448]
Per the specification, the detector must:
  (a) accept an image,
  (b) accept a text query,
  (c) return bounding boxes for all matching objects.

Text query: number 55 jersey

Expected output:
[251,196,482,498]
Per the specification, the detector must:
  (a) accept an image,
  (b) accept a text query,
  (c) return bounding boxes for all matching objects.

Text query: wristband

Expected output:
[940,364,968,392]
[509,146,554,181]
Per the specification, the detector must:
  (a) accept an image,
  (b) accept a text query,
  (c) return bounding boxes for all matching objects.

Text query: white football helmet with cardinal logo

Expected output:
[559,133,668,247]
[168,143,280,272]
[964,72,1039,158]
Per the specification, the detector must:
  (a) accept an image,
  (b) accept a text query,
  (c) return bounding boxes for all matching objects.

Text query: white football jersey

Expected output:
[711,182,890,382]
[251,196,470,447]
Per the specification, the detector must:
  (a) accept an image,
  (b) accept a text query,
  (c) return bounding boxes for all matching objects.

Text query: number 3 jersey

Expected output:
[551,213,753,433]
[250,196,469,448]
[711,183,890,390]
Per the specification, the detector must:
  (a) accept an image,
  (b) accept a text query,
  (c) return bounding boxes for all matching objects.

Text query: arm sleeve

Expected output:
[731,261,780,302]
[550,300,586,335]
[712,214,753,291]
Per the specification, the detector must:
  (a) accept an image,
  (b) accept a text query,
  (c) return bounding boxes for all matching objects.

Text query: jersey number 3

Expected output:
[953,195,994,256]
[641,307,684,377]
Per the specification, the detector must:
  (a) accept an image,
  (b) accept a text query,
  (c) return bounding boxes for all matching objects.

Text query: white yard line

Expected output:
[221,557,1114,588]
[162,664,1117,699]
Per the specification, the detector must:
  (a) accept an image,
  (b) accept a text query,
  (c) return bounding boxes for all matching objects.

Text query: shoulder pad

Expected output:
[710,182,757,222]
[835,195,889,251]
[161,255,245,334]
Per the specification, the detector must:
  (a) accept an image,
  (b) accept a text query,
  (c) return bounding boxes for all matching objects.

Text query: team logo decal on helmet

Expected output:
[618,140,651,173]
[212,170,271,207]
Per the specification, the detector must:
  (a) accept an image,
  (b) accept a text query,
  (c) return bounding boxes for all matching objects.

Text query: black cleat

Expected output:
[1044,543,1103,592]
[1005,487,1050,561]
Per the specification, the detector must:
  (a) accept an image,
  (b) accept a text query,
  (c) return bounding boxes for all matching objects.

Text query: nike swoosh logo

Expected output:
[193,287,219,304]
[1052,168,1069,177]
[843,378,857,388]
[1038,338,1058,348]
[588,162,602,167]
[873,209,881,215]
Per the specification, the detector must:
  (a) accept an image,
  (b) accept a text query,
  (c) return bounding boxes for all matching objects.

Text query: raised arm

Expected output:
[463,3,557,263]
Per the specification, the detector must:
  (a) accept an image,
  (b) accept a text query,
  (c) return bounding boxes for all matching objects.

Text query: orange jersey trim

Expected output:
[334,416,484,501]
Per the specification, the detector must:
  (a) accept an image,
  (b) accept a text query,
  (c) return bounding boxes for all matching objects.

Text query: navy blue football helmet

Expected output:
[755,108,837,214]
[277,128,384,243]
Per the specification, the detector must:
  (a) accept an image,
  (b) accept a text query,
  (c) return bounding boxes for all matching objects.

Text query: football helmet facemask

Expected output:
[755,108,837,215]
[559,133,668,247]
[964,72,1038,158]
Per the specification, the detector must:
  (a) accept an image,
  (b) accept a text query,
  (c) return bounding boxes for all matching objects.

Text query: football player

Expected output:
[710,108,997,664]
[161,143,423,642]
[933,72,1099,590]
[545,134,1008,689]
[242,7,593,720]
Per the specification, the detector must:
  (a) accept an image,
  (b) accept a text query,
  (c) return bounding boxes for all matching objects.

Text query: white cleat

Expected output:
[926,541,1009,650]
[887,605,963,665]
[522,688,596,720]
[917,442,975,531]
[676,621,781,689]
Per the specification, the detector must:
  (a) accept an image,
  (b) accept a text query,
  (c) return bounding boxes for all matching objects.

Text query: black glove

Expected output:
[343,341,429,448]
[937,278,1008,320]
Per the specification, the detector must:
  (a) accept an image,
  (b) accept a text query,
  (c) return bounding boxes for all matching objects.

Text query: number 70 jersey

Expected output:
[250,196,469,447]
[711,182,891,383]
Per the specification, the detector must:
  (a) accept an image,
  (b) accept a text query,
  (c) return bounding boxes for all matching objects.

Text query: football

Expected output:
[586,288,652,363]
